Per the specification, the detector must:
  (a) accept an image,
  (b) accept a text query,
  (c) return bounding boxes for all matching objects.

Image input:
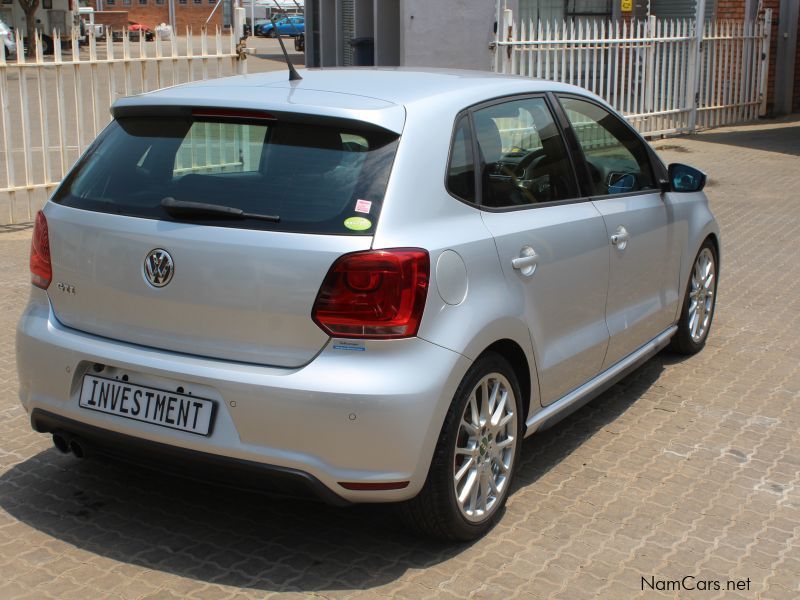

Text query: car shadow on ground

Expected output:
[0,351,679,592]
[511,352,669,496]
[689,115,800,157]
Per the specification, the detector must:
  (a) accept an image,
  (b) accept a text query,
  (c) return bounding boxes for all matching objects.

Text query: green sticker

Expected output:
[344,216,372,231]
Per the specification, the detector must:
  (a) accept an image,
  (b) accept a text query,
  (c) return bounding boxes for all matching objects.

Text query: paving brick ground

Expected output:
[0,116,799,599]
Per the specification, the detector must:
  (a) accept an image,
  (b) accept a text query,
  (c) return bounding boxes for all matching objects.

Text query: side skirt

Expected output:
[524,326,677,436]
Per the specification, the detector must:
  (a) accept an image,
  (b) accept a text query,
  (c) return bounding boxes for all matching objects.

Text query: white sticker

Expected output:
[354,199,372,214]
[332,340,366,352]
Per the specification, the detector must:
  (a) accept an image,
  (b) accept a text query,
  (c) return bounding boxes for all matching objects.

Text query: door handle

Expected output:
[610,226,629,250]
[511,246,538,276]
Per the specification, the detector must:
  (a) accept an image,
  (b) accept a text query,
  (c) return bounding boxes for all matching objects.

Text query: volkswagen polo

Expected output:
[17,68,719,541]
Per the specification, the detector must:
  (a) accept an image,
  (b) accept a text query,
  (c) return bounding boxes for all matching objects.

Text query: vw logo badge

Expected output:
[143,248,174,288]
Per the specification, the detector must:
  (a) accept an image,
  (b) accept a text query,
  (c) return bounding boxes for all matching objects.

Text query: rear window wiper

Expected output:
[160,197,280,223]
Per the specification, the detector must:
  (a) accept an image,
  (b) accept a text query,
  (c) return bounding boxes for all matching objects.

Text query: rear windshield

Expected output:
[52,116,399,235]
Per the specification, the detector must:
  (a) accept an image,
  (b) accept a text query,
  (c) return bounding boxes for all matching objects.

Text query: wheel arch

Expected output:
[676,211,721,318]
[476,339,532,428]
[705,231,720,274]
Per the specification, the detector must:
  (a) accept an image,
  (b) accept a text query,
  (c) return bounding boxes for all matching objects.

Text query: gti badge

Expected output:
[144,248,174,288]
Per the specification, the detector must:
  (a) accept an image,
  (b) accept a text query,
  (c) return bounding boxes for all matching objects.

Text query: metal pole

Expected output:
[686,0,706,132]
[759,8,772,116]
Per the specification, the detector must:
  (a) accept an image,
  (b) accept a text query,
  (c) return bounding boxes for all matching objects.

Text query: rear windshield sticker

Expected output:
[344,216,372,231]
[354,199,372,214]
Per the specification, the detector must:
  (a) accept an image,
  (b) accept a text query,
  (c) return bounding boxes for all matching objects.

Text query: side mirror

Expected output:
[667,163,707,193]
[607,172,637,194]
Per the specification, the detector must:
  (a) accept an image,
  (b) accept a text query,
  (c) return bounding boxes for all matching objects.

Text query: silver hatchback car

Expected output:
[17,68,719,540]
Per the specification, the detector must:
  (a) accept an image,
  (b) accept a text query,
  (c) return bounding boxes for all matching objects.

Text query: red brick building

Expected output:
[90,0,231,32]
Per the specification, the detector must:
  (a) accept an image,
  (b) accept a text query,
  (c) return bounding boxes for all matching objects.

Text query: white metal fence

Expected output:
[493,8,772,138]
[0,28,245,224]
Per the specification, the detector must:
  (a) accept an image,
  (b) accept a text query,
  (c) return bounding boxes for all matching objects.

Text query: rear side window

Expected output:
[447,115,476,203]
[54,116,399,235]
[473,97,578,207]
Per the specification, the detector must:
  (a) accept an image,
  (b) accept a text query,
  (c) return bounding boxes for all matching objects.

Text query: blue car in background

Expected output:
[257,16,305,38]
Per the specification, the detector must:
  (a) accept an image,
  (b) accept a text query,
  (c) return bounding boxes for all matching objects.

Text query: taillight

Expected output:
[312,249,429,339]
[30,211,52,289]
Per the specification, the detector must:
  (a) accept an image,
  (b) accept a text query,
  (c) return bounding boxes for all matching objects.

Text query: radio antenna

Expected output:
[270,0,303,81]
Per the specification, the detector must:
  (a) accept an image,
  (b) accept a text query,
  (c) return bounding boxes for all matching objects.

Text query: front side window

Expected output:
[559,96,657,196]
[473,97,577,207]
[53,116,399,235]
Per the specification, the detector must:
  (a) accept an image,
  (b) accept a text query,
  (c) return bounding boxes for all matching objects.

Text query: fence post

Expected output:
[686,0,706,132]
[233,6,247,75]
[643,16,656,132]
[502,7,513,74]
[492,0,501,72]
[758,9,772,116]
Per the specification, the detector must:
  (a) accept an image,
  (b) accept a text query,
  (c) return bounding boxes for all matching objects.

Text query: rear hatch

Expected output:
[46,108,400,367]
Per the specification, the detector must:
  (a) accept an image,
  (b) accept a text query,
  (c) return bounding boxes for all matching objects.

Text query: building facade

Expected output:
[305,0,798,114]
[90,0,230,31]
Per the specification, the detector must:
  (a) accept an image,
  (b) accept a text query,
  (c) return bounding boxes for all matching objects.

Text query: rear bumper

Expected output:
[17,289,472,503]
[31,409,349,505]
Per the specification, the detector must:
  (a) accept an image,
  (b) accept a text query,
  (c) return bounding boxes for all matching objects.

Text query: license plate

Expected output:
[79,375,215,436]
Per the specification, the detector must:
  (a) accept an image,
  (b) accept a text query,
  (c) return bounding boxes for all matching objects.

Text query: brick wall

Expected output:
[715,1,745,21]
[91,1,224,32]
[93,11,130,30]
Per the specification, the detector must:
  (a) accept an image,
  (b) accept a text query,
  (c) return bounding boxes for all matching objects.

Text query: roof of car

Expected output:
[112,68,595,134]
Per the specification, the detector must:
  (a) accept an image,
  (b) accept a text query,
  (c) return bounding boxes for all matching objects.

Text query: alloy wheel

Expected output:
[453,373,517,523]
[688,247,716,343]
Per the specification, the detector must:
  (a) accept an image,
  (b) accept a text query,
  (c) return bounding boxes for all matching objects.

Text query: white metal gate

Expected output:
[0,29,245,224]
[493,6,772,138]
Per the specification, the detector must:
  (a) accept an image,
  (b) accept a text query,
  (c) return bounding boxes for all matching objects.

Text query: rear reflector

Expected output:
[30,211,51,290]
[311,249,429,339]
[338,481,410,491]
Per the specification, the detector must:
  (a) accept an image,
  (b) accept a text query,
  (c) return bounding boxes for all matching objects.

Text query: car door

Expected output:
[471,96,611,406]
[557,96,681,369]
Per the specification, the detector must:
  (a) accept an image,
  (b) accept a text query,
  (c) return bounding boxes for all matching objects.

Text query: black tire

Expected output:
[268,28,278,38]
[400,352,523,541]
[670,238,718,355]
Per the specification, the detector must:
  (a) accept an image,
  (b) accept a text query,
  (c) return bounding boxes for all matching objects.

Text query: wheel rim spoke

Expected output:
[460,419,479,436]
[454,456,474,483]
[459,469,478,504]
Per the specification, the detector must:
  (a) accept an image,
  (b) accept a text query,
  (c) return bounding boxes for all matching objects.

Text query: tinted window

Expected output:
[559,96,656,196]
[473,97,577,207]
[447,115,476,203]
[53,117,399,235]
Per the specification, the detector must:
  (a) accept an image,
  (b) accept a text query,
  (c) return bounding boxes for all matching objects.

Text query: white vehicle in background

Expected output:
[78,7,106,40]
[0,0,84,55]
[0,17,15,58]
